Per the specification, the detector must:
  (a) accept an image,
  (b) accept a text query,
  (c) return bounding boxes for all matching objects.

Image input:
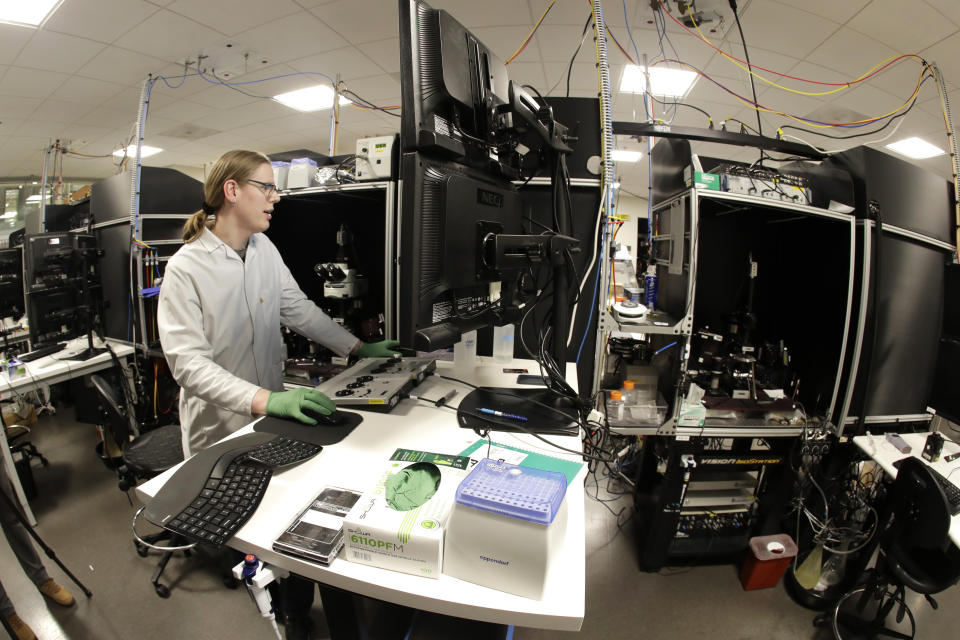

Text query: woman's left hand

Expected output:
[356,340,402,358]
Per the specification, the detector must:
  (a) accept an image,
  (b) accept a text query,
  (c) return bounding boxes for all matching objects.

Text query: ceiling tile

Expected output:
[0,24,34,65]
[771,0,872,24]
[184,84,262,110]
[192,99,290,131]
[48,76,128,106]
[337,74,401,102]
[0,96,41,119]
[150,98,219,123]
[43,0,158,44]
[234,12,348,64]
[13,30,106,74]
[77,46,170,85]
[74,105,139,129]
[703,45,801,87]
[505,62,547,91]
[848,0,957,53]
[0,68,69,100]
[921,31,960,92]
[0,119,23,135]
[732,2,840,59]
[166,0,304,37]
[28,99,93,124]
[360,39,401,74]
[288,47,384,82]
[311,0,399,44]
[924,0,960,28]
[806,27,899,81]
[829,83,902,117]
[114,9,227,64]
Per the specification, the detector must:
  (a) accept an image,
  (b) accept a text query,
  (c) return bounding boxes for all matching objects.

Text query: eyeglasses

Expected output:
[246,179,278,198]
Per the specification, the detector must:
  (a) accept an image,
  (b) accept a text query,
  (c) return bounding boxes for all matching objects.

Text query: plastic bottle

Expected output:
[608,390,624,420]
[644,264,658,311]
[493,324,515,363]
[454,329,478,370]
[621,379,636,408]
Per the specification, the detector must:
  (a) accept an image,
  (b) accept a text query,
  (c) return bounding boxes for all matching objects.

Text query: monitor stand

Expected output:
[456,387,580,436]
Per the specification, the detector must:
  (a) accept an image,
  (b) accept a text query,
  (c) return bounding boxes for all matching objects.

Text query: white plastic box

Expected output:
[286,157,317,189]
[443,459,567,599]
[271,161,290,190]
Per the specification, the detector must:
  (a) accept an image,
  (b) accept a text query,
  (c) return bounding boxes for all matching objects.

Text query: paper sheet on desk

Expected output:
[459,440,584,485]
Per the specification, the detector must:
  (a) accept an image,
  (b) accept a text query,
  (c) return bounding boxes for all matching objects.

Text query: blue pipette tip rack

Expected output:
[455,459,567,525]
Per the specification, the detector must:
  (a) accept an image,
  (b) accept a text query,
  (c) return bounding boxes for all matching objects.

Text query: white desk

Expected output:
[1,338,136,525]
[853,432,960,547]
[138,358,586,632]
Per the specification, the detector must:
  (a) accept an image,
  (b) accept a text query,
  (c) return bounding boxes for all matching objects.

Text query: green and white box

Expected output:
[343,448,471,578]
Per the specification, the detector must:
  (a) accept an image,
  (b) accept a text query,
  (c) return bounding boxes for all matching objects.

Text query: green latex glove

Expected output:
[265,388,335,425]
[356,339,402,358]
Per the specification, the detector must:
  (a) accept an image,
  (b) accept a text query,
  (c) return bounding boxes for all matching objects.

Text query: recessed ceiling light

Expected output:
[0,0,63,27]
[113,145,163,159]
[273,85,352,112]
[612,150,643,163]
[620,65,698,98]
[885,137,945,160]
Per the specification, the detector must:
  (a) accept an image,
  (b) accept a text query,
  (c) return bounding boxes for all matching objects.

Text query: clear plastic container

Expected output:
[454,329,477,369]
[493,324,515,363]
[608,390,624,420]
[271,161,290,190]
[621,379,636,406]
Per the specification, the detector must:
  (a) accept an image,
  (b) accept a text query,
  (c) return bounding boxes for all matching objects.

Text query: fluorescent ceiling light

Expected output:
[620,65,698,98]
[113,145,163,159]
[1,211,17,218]
[273,85,352,112]
[0,0,63,27]
[885,137,945,160]
[612,150,643,163]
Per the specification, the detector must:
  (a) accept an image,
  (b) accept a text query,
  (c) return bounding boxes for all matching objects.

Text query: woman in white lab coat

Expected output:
[157,149,398,457]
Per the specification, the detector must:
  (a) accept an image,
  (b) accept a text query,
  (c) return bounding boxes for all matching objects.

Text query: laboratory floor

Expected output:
[2,407,958,640]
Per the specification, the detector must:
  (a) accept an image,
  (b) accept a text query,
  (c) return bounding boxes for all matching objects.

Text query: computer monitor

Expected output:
[0,248,24,320]
[397,0,582,434]
[23,232,73,292]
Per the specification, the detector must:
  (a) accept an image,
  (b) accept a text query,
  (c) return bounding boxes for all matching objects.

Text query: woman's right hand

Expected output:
[264,388,336,425]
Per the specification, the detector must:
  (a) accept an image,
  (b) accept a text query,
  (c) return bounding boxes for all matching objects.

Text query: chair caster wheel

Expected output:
[135,542,149,557]
[155,583,170,598]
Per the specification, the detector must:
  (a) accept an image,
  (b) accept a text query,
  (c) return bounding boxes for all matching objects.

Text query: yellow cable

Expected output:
[506,0,556,65]
[683,3,924,100]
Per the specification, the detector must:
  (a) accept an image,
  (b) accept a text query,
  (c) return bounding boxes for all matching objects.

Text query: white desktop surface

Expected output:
[1,338,136,525]
[853,432,960,547]
[137,358,586,632]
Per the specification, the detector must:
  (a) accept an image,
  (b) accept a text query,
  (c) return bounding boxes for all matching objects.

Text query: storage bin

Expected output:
[739,534,797,590]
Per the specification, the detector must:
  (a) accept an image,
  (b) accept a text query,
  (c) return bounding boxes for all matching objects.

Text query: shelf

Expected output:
[692,188,854,223]
[280,181,392,196]
[609,308,689,335]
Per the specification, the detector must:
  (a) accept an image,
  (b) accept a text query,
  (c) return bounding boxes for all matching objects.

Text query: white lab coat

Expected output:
[157,228,358,456]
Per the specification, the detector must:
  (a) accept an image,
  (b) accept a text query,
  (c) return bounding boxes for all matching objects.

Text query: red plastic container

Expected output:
[739,534,797,590]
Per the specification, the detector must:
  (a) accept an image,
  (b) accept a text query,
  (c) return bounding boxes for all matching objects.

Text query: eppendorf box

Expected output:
[343,448,471,578]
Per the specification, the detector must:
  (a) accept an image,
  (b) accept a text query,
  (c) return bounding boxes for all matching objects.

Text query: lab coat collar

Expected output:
[196,227,258,261]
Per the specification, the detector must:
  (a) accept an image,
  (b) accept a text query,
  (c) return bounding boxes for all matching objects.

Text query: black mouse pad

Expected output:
[254,412,362,446]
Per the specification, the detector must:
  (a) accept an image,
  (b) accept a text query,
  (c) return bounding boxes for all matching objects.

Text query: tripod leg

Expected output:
[0,476,92,598]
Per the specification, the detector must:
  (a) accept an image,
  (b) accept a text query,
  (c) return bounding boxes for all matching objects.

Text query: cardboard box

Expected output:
[343,449,471,578]
[683,166,720,191]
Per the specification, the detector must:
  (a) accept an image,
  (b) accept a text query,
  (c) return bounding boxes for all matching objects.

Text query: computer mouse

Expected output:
[302,408,345,425]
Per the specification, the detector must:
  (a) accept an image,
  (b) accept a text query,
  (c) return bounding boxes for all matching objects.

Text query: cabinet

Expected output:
[603,139,856,439]
[266,181,397,361]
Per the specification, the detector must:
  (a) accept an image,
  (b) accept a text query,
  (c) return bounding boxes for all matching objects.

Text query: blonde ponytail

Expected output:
[180,149,272,243]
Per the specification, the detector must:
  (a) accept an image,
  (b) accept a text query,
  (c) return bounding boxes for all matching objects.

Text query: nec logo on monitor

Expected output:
[476,188,503,208]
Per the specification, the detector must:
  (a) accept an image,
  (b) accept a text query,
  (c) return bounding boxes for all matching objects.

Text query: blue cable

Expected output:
[576,185,612,363]
[506,625,515,640]
[655,341,677,355]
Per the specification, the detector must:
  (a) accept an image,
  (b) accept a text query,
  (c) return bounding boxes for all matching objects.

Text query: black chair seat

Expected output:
[886,543,960,595]
[123,424,184,477]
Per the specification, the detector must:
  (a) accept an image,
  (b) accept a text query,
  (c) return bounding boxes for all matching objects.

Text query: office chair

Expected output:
[90,373,194,598]
[819,457,960,640]
[6,424,49,468]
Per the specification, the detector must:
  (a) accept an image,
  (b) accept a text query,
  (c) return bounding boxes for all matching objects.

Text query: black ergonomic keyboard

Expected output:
[16,342,66,362]
[894,457,960,515]
[160,437,323,546]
